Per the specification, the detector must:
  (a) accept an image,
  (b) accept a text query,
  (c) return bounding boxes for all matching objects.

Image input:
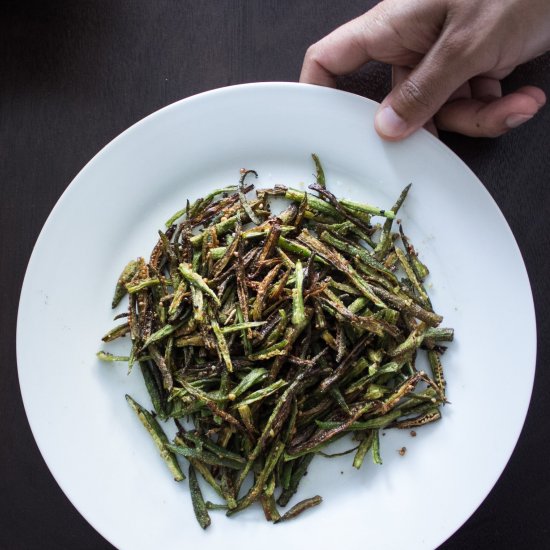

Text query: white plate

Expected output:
[17,83,536,550]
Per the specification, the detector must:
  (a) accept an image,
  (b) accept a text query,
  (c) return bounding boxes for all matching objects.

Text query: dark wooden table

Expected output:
[2,2,549,549]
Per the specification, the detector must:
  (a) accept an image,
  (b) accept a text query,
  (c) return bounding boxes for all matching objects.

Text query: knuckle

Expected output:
[303,42,331,74]
[398,78,432,111]
[304,41,328,65]
[303,44,320,64]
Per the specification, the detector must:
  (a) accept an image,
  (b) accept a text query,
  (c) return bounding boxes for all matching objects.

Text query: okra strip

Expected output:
[211,319,233,372]
[101,322,131,342]
[261,493,281,522]
[392,407,441,429]
[125,395,185,481]
[189,215,239,246]
[395,246,432,308]
[284,188,341,219]
[297,229,386,307]
[251,263,281,321]
[236,365,314,491]
[287,401,376,456]
[339,197,396,219]
[112,259,139,308]
[188,465,211,529]
[312,153,326,189]
[274,495,322,523]
[374,184,411,260]
[372,429,383,464]
[235,379,288,407]
[277,453,315,506]
[428,350,446,396]
[228,440,285,515]
[320,230,398,285]
[318,334,372,393]
[399,223,430,280]
[228,368,268,398]
[139,360,169,420]
[211,232,241,279]
[256,220,282,266]
[315,408,402,431]
[180,432,246,464]
[292,260,306,326]
[238,169,261,225]
[142,322,181,349]
[165,186,238,227]
[126,277,161,294]
[148,344,173,392]
[310,183,374,235]
[353,430,375,469]
[178,263,221,306]
[388,322,427,360]
[371,286,443,327]
[248,339,289,361]
[96,351,130,362]
[166,443,243,470]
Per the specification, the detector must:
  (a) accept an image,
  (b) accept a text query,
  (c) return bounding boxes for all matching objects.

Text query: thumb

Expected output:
[375,36,477,140]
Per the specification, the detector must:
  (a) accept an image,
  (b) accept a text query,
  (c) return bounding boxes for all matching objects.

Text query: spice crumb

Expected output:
[410,430,417,437]
[398,447,407,456]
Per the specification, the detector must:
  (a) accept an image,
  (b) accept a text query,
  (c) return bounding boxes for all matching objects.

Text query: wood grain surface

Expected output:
[1,2,548,549]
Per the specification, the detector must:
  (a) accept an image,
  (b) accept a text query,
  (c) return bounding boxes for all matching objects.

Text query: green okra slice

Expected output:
[228,368,268,398]
[139,361,170,420]
[372,429,383,465]
[227,440,285,515]
[188,465,211,529]
[395,246,432,309]
[180,432,246,465]
[291,260,306,326]
[235,379,288,407]
[261,492,282,522]
[141,323,181,349]
[101,322,131,342]
[277,453,315,507]
[112,259,139,308]
[178,262,221,306]
[96,351,130,362]
[274,495,322,523]
[211,318,233,372]
[166,443,243,470]
[312,153,326,189]
[125,395,185,481]
[374,183,411,260]
[428,349,446,396]
[353,430,375,469]
[315,408,402,431]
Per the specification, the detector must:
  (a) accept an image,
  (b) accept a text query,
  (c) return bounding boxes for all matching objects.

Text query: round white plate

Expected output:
[17,83,536,550]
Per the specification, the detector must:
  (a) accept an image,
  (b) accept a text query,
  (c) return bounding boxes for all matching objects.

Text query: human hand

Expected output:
[300,0,549,140]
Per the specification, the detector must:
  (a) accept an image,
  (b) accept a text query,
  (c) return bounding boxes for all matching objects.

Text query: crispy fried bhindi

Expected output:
[99,154,453,528]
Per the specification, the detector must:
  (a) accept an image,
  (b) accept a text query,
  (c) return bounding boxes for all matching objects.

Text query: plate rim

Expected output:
[16,81,537,550]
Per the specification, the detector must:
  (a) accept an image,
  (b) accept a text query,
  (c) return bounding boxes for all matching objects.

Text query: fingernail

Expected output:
[376,106,408,138]
[505,113,534,129]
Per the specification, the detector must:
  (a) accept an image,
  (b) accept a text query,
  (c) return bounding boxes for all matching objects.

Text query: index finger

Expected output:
[300,22,373,85]
[299,1,442,86]
[300,15,377,86]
